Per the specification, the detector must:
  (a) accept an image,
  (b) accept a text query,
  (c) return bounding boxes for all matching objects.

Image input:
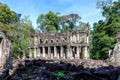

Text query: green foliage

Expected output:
[8,17,33,58]
[91,1,120,59]
[0,3,18,24]
[55,72,65,77]
[60,13,81,32]
[37,11,60,33]
[37,12,86,33]
[0,3,33,59]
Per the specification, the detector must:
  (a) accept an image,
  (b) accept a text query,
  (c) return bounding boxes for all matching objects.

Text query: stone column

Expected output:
[84,46,89,59]
[29,48,32,58]
[67,46,72,59]
[60,46,63,58]
[79,46,82,58]
[77,33,79,43]
[34,48,37,58]
[57,47,60,59]
[51,47,53,59]
[37,48,40,58]
[42,47,45,58]
[48,47,51,58]
[34,35,38,46]
[76,46,80,59]
[87,33,89,44]
[54,46,57,58]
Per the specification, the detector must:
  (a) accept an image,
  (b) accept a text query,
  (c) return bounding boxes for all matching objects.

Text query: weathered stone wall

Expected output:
[0,31,13,80]
[110,32,120,65]
[29,26,90,59]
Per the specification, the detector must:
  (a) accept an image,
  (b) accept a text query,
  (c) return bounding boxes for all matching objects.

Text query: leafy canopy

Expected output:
[91,1,120,59]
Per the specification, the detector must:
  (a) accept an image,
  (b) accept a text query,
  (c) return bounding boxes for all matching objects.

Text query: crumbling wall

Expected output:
[0,31,13,80]
[110,32,120,65]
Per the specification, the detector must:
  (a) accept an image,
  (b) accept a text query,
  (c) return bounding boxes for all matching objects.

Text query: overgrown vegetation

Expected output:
[37,11,86,33]
[91,0,120,59]
[1,0,120,60]
[0,3,33,59]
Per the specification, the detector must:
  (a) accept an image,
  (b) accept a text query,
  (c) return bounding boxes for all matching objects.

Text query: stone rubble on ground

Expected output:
[10,59,120,80]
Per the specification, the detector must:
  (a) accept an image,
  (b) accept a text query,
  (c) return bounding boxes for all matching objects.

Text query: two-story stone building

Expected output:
[29,25,90,59]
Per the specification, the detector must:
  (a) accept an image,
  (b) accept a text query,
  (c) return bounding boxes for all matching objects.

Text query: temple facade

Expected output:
[29,26,90,59]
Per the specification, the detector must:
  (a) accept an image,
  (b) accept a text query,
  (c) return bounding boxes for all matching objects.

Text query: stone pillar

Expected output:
[42,47,45,58]
[77,33,79,43]
[84,46,89,59]
[34,48,37,58]
[54,46,57,58]
[29,48,32,58]
[34,35,38,45]
[87,34,89,44]
[76,46,80,59]
[67,46,72,59]
[60,46,63,58]
[79,46,82,58]
[37,48,40,58]
[57,47,60,59]
[48,47,51,58]
[51,47,53,59]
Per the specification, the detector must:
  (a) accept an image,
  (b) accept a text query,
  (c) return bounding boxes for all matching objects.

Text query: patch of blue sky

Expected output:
[1,0,106,28]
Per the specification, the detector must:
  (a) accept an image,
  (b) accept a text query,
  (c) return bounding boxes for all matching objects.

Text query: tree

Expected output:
[0,3,18,24]
[91,1,120,59]
[37,11,60,33]
[60,13,81,32]
[8,16,33,59]
[0,3,33,59]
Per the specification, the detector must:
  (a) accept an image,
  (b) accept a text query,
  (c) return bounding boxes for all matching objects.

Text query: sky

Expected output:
[0,0,105,28]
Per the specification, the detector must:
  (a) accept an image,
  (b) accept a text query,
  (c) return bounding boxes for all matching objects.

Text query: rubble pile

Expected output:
[10,59,120,80]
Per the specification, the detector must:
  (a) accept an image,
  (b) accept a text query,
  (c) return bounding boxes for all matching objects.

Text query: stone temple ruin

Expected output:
[28,25,89,59]
[1,29,120,79]
[0,31,13,79]
[0,31,13,69]
[110,32,120,64]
